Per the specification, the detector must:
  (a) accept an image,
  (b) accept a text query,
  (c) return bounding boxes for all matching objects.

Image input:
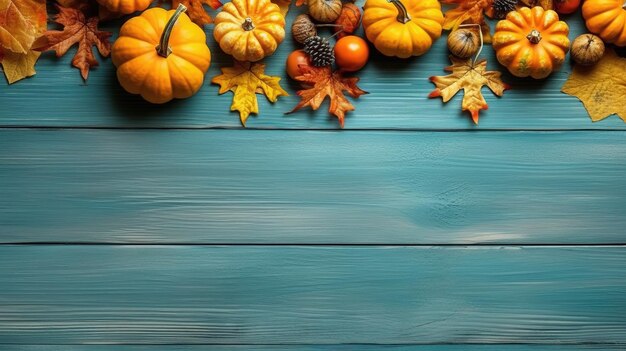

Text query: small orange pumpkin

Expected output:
[362,0,443,58]
[112,5,211,104]
[493,6,570,79]
[213,0,286,62]
[96,0,151,15]
[582,0,626,47]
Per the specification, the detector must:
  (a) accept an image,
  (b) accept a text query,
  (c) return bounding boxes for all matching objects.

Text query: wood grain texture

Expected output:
[0,346,623,351]
[1,246,625,345]
[2,130,626,244]
[1,9,622,129]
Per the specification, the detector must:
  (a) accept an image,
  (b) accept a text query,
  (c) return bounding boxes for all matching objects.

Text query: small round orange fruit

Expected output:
[334,35,369,71]
[286,50,313,79]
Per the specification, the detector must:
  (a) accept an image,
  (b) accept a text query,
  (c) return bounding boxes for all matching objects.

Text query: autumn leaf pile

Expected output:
[0,0,46,83]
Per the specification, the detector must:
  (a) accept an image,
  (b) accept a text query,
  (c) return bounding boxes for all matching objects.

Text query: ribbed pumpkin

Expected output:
[96,0,152,15]
[112,5,211,104]
[213,0,286,62]
[362,0,443,58]
[493,6,570,79]
[582,0,626,46]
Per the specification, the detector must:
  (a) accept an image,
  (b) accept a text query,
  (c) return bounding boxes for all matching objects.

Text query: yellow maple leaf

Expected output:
[562,49,626,122]
[429,56,510,124]
[0,0,46,83]
[212,61,288,126]
[1,49,39,83]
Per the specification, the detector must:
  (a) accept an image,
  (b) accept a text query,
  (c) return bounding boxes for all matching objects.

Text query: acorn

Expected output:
[571,34,605,66]
[292,14,317,44]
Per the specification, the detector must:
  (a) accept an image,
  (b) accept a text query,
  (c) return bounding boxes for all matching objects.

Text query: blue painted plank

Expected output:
[0,346,622,350]
[1,130,626,244]
[1,245,625,344]
[0,8,621,129]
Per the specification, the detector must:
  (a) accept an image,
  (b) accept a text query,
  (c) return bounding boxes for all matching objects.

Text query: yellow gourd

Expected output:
[213,0,286,62]
[492,6,570,79]
[96,0,151,15]
[362,0,443,58]
[112,5,211,104]
[582,0,626,46]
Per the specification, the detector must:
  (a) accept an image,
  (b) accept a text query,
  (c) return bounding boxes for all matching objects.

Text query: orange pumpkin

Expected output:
[112,5,211,104]
[96,0,152,14]
[492,6,570,79]
[362,0,443,58]
[582,0,626,46]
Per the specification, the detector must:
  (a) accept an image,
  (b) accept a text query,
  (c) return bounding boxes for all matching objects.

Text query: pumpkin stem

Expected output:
[242,17,255,31]
[526,29,542,44]
[387,0,411,24]
[156,4,187,58]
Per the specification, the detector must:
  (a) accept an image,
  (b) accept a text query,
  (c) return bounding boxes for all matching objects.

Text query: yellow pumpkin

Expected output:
[112,5,211,104]
[96,0,152,14]
[362,0,443,58]
[582,0,626,47]
[492,6,570,79]
[213,0,286,62]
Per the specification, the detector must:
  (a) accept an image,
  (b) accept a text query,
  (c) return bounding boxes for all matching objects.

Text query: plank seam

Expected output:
[1,126,626,132]
[0,341,626,346]
[2,243,626,247]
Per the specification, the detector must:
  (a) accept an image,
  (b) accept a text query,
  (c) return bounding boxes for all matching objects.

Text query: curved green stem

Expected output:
[387,0,411,24]
[156,4,187,58]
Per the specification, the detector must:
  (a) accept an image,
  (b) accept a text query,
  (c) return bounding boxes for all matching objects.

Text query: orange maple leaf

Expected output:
[33,5,111,81]
[170,0,222,26]
[442,0,493,43]
[288,66,368,128]
[429,56,510,124]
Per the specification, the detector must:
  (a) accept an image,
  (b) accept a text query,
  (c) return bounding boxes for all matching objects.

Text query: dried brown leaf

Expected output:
[33,5,111,81]
[288,65,368,128]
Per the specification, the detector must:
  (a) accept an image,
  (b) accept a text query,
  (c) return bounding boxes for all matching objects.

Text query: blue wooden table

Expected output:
[1,2,625,350]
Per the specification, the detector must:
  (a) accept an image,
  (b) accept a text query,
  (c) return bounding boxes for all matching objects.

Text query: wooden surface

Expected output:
[1,2,625,350]
[2,246,625,344]
[2,130,626,244]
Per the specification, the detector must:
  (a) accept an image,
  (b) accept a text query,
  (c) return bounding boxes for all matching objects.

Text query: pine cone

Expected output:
[493,0,518,17]
[304,36,334,67]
